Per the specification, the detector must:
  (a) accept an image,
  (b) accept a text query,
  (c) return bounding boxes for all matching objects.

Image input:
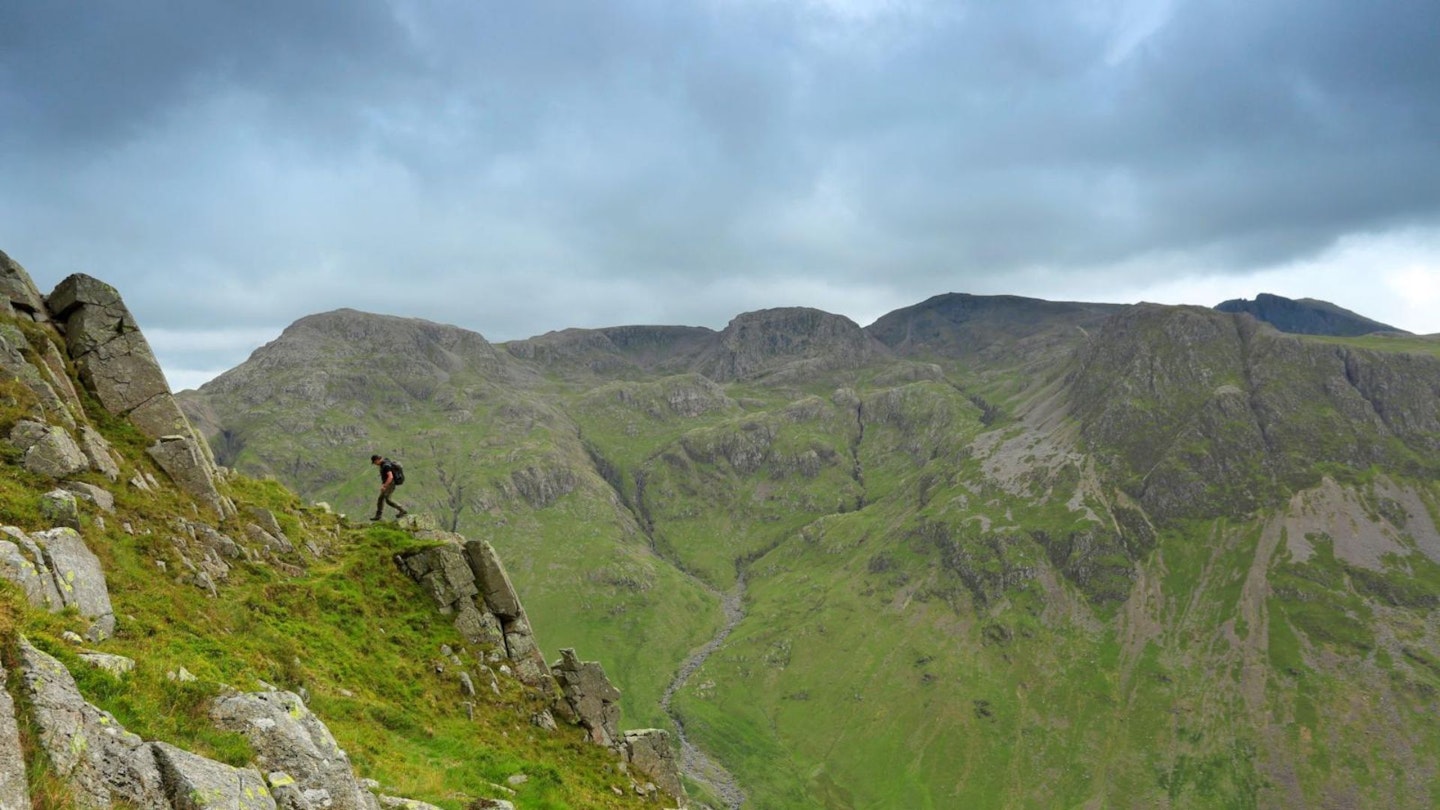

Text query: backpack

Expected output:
[391,461,405,486]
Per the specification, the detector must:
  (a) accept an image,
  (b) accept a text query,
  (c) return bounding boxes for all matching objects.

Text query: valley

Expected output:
[179,294,1440,809]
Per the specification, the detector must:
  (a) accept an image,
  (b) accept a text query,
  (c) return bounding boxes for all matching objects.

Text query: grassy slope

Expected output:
[216,364,725,734]
[0,326,666,809]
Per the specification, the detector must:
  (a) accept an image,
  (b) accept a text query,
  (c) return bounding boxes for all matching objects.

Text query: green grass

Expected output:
[0,457,669,809]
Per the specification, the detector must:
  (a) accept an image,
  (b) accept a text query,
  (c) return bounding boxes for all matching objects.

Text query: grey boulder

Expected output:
[211,690,378,810]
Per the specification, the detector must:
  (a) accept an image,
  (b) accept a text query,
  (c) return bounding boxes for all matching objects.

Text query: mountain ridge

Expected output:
[181,286,1440,808]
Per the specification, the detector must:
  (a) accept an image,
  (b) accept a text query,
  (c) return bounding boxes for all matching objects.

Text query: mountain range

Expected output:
[177,289,1440,808]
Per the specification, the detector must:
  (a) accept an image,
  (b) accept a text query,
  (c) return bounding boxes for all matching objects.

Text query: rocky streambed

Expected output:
[661,575,748,810]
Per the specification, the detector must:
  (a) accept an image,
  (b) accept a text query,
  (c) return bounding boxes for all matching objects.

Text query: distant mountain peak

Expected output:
[1214,293,1403,336]
[865,292,1125,359]
[703,306,889,381]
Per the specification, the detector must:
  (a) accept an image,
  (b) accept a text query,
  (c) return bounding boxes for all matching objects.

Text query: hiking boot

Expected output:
[370,515,383,521]
[396,510,409,518]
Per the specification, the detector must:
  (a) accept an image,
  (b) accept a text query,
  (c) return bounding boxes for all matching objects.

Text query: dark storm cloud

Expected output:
[2,0,1439,386]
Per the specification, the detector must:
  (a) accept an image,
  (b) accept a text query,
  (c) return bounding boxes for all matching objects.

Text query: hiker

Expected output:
[370,454,408,521]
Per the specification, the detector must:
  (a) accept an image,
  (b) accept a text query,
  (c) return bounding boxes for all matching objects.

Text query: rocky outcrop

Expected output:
[621,729,685,804]
[41,488,81,529]
[19,638,170,808]
[47,274,191,439]
[396,538,687,806]
[506,463,578,509]
[0,249,46,319]
[0,526,66,609]
[65,481,117,514]
[0,319,82,428]
[35,273,233,517]
[464,538,552,686]
[0,526,115,640]
[700,308,890,383]
[394,537,549,687]
[0,322,74,427]
[149,434,232,518]
[18,639,276,809]
[80,425,123,481]
[169,518,247,596]
[16,421,89,478]
[551,649,622,746]
[244,506,295,555]
[210,690,378,810]
[6,419,126,484]
[153,742,277,810]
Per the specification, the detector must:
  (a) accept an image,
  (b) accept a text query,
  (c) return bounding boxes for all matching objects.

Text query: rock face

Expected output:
[210,690,377,810]
[48,274,192,440]
[621,729,685,803]
[19,422,89,478]
[0,526,116,641]
[0,659,29,810]
[0,248,46,318]
[1070,305,1440,524]
[394,536,549,687]
[700,307,890,383]
[551,649,622,747]
[0,321,78,427]
[149,434,232,518]
[153,742,276,810]
[18,639,275,809]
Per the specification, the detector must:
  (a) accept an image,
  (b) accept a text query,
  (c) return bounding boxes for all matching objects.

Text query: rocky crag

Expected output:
[394,533,686,804]
[1216,291,1404,336]
[0,249,684,809]
[180,274,1440,810]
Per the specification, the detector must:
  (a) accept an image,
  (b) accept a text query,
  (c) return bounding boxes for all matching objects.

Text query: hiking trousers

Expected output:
[375,483,406,517]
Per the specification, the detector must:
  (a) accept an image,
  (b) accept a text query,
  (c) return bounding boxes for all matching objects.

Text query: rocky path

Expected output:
[661,575,748,810]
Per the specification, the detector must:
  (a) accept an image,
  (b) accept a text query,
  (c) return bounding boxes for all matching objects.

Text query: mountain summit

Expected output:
[1214,292,1403,336]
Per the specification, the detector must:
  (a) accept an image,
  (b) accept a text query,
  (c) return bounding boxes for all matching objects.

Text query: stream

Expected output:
[660,574,748,810]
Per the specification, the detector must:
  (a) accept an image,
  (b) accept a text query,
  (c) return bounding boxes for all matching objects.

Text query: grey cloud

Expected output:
[3,0,1439,383]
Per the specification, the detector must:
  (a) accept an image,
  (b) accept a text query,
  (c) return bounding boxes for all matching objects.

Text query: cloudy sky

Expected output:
[3,1,1439,390]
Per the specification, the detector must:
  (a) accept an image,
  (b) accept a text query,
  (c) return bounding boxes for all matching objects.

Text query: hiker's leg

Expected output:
[373,489,387,519]
[381,483,406,515]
